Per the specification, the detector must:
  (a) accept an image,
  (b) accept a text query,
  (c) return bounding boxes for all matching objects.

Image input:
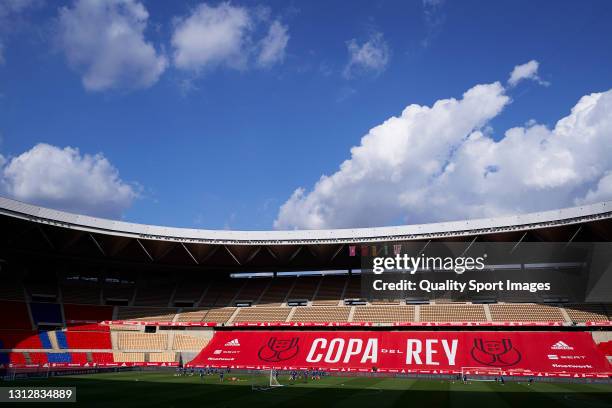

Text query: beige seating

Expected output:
[113,352,145,362]
[232,307,290,323]
[564,304,609,322]
[201,308,236,324]
[117,332,168,350]
[173,335,209,351]
[149,352,176,362]
[489,304,565,322]
[290,306,350,322]
[176,309,208,322]
[420,304,487,322]
[353,306,414,323]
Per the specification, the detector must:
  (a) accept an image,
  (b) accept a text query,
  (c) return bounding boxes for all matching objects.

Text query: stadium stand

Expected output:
[353,305,415,323]
[343,276,363,300]
[70,352,89,364]
[63,331,112,349]
[149,352,176,363]
[48,353,72,363]
[9,352,27,365]
[117,332,167,350]
[232,307,291,322]
[29,352,48,365]
[113,352,145,363]
[0,279,26,301]
[420,304,488,322]
[116,307,177,322]
[134,281,175,307]
[102,284,135,303]
[61,285,101,305]
[0,301,32,329]
[64,304,113,322]
[312,275,346,306]
[0,331,43,349]
[286,277,319,302]
[202,308,236,324]
[200,279,244,307]
[489,303,567,322]
[172,334,209,351]
[290,306,351,322]
[234,278,270,304]
[564,304,609,322]
[257,277,294,306]
[29,302,63,325]
[91,353,114,364]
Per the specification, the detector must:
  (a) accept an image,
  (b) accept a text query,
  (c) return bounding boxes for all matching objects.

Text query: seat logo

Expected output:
[258,337,299,362]
[470,338,521,367]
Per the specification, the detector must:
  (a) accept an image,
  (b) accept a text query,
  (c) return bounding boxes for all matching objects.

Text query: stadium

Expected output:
[0,196,611,406]
[2,1,612,406]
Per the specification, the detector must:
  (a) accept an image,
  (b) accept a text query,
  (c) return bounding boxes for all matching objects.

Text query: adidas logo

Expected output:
[551,341,573,350]
[224,339,240,347]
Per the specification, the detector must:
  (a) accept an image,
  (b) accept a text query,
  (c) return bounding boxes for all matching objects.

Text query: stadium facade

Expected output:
[0,196,610,379]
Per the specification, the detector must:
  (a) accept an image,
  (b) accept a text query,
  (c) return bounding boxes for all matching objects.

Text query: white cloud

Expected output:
[1,143,138,219]
[172,2,251,71]
[579,172,612,204]
[171,2,288,72]
[57,0,167,91]
[275,69,612,229]
[257,20,289,68]
[343,32,390,79]
[508,59,549,87]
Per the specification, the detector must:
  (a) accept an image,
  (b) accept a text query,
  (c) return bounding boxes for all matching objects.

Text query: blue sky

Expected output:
[1,0,612,230]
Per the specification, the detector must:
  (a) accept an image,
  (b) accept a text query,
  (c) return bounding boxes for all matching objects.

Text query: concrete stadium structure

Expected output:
[1,196,612,272]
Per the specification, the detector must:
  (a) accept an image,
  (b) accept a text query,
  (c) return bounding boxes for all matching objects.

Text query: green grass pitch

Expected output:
[8,371,612,407]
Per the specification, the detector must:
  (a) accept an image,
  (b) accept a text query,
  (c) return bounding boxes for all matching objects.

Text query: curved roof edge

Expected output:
[0,196,611,245]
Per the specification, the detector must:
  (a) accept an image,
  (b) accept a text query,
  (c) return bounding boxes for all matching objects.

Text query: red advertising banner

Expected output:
[187,331,611,376]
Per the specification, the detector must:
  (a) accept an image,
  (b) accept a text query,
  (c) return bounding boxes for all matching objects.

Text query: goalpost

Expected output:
[251,370,285,391]
[460,367,502,382]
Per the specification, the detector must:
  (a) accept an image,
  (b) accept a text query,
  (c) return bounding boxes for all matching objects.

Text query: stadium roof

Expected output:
[1,196,612,271]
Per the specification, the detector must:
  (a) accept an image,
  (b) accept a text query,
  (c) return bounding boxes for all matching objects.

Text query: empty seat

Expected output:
[149,352,176,362]
[173,334,209,351]
[352,306,414,323]
[290,307,350,322]
[117,332,167,350]
[489,304,565,322]
[232,307,290,323]
[116,307,177,322]
[420,304,487,322]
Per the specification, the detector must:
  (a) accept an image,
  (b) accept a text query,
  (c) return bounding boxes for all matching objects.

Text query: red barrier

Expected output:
[187,331,611,377]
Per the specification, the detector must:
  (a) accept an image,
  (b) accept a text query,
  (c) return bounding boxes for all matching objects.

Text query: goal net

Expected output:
[460,367,502,382]
[251,370,285,391]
